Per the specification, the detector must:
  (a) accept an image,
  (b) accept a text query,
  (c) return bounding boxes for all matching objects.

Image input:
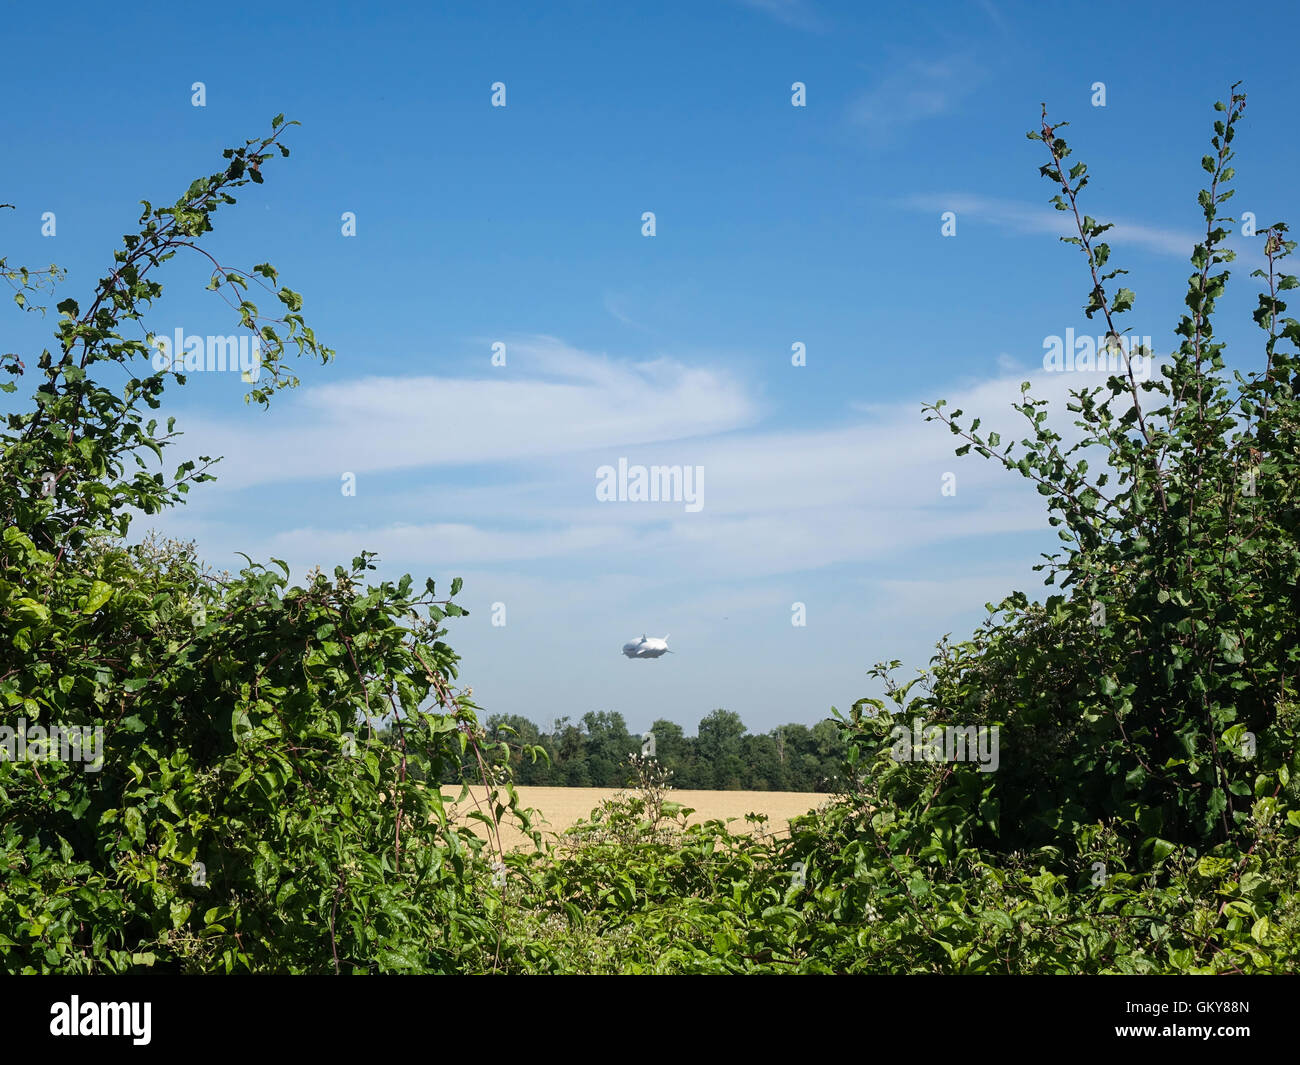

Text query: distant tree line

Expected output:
[446,710,847,791]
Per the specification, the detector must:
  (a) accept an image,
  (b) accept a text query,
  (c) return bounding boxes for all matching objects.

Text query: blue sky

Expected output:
[5,0,1299,735]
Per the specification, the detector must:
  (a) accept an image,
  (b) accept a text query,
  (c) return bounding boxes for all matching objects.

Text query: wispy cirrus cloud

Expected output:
[973,0,1011,34]
[603,291,649,330]
[165,336,759,491]
[732,0,826,31]
[898,191,1263,265]
[849,56,987,139]
[161,350,1111,583]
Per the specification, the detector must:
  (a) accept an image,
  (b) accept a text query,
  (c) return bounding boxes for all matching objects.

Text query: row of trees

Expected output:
[382,709,847,791]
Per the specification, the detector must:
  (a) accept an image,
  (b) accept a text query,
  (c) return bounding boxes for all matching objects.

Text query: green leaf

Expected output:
[1150,838,1176,862]
[78,580,114,615]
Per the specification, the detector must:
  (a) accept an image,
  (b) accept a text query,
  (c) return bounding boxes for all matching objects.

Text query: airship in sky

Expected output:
[622,634,671,658]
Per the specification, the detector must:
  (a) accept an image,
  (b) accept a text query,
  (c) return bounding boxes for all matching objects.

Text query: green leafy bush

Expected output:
[0,119,533,973]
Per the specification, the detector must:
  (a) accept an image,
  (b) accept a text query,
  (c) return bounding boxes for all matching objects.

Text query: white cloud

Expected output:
[899,192,1264,265]
[974,0,1010,33]
[263,521,626,568]
[850,56,986,137]
[141,338,1183,596]
[166,336,759,490]
[733,0,825,31]
[868,570,1040,623]
[164,357,1138,581]
[602,291,645,329]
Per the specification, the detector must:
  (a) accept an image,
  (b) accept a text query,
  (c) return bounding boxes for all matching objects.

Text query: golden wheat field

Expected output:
[439,785,835,850]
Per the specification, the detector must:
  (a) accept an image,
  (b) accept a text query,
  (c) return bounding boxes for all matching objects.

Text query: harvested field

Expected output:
[441,785,835,851]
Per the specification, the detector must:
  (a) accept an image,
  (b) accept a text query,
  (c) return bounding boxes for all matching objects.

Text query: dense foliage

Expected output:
[3,88,1296,974]
[0,120,537,972]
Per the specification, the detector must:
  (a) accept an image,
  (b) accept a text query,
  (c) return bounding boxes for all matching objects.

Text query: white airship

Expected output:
[622,633,672,658]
